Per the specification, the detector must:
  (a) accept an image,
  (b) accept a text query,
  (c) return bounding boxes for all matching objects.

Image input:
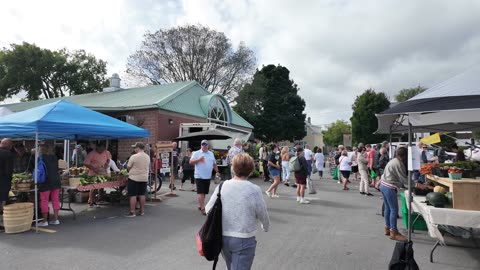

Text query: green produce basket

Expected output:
[400,192,428,231]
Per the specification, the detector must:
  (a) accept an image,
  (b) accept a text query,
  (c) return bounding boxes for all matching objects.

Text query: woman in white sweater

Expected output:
[206,153,270,270]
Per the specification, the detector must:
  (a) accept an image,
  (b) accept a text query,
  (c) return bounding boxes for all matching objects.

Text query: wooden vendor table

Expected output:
[425,174,480,211]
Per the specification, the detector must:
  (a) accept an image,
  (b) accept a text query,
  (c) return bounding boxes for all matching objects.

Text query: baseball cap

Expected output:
[201,139,209,146]
[131,142,145,149]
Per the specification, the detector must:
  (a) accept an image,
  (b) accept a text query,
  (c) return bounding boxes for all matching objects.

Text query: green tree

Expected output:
[234,64,306,142]
[395,86,427,102]
[322,120,351,147]
[0,42,108,101]
[351,89,391,144]
[126,24,256,102]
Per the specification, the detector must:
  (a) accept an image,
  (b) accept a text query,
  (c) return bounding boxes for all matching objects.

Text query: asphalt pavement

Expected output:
[1,172,479,270]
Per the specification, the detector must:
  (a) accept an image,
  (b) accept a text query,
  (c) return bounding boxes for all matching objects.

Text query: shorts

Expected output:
[127,179,147,197]
[182,170,195,184]
[0,178,12,202]
[340,170,351,179]
[269,168,280,177]
[294,175,307,185]
[196,179,211,194]
[351,166,359,173]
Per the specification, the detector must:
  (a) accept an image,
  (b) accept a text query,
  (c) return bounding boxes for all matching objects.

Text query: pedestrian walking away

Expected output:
[37,143,62,226]
[338,150,352,191]
[125,142,150,217]
[294,148,311,204]
[314,148,325,178]
[258,144,269,182]
[265,144,282,198]
[280,146,290,186]
[334,145,344,184]
[226,138,244,178]
[180,148,195,191]
[357,146,372,196]
[206,153,270,270]
[190,140,220,215]
[380,147,427,242]
[350,147,358,181]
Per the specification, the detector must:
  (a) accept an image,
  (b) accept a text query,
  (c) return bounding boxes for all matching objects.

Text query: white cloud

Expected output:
[2,0,480,126]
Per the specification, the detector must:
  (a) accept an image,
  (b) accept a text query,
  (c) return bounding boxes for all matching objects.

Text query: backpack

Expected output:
[33,156,47,184]
[289,156,298,172]
[196,182,224,270]
[388,241,420,270]
[294,157,302,172]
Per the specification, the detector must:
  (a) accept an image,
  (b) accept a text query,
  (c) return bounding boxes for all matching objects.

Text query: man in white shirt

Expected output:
[190,140,220,215]
[126,142,150,217]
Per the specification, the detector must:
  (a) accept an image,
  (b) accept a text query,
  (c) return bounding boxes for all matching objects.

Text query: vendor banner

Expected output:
[420,133,441,145]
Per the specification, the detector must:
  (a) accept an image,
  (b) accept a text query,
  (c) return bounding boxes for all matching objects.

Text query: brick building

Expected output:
[2,78,253,160]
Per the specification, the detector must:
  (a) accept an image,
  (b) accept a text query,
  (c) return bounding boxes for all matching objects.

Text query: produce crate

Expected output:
[75,192,89,203]
[400,192,428,231]
[448,173,462,180]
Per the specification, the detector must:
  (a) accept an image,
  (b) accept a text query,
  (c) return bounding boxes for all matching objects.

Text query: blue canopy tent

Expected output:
[0,100,149,139]
[0,100,149,231]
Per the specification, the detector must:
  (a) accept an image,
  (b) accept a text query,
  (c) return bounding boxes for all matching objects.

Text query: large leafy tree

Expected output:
[126,24,256,102]
[350,89,391,144]
[0,42,108,101]
[322,120,352,147]
[395,86,427,102]
[234,64,306,142]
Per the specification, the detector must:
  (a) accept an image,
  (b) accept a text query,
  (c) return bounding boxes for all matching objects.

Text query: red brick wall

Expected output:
[108,109,205,160]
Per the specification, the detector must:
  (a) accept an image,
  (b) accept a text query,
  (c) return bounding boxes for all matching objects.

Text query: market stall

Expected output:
[375,64,480,263]
[405,191,480,262]
[0,100,149,232]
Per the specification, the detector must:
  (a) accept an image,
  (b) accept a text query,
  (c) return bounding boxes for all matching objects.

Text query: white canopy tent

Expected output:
[0,107,13,117]
[376,64,480,244]
[376,64,480,134]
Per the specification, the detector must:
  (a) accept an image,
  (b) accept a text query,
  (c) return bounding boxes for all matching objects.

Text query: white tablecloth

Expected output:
[405,191,480,243]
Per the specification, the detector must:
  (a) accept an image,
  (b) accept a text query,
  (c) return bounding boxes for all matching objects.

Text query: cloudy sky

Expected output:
[2,0,480,127]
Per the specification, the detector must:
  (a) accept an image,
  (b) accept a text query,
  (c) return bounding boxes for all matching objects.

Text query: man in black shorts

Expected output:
[0,138,14,216]
[125,142,150,217]
[189,140,220,215]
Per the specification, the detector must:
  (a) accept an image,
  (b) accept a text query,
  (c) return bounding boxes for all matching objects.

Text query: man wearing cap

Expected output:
[126,142,150,217]
[190,140,220,215]
[13,143,34,173]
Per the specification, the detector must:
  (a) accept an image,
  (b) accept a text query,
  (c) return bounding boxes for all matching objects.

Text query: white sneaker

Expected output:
[337,181,341,184]
[271,194,280,198]
[296,198,301,203]
[300,200,311,204]
[37,221,49,227]
[265,191,271,197]
[49,220,60,225]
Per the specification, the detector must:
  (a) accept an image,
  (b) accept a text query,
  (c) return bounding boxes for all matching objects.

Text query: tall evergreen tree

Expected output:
[350,89,390,144]
[234,64,306,142]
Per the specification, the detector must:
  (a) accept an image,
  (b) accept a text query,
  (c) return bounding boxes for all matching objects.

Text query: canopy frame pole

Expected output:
[34,132,39,233]
[407,120,413,242]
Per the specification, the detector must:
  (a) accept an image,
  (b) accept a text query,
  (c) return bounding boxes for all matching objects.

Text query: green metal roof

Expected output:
[0,81,253,129]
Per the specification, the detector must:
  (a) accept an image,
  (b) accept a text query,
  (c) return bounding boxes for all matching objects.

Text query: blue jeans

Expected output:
[222,236,256,270]
[306,160,312,175]
[380,183,398,231]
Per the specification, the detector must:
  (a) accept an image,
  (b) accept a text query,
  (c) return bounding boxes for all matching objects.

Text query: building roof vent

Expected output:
[103,73,122,92]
